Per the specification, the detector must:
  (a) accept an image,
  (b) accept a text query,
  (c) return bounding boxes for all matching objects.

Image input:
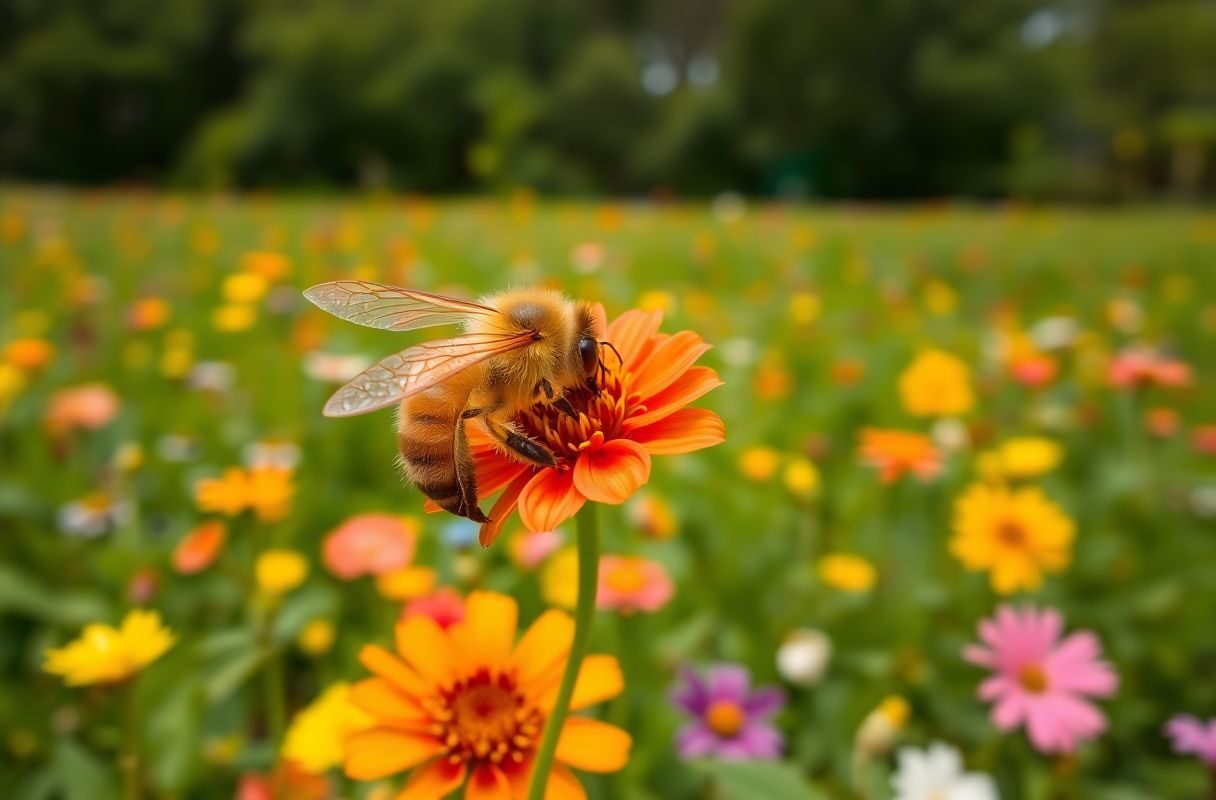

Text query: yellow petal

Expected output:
[512,610,573,690]
[395,616,457,686]
[452,591,517,668]
[555,717,631,773]
[343,728,442,780]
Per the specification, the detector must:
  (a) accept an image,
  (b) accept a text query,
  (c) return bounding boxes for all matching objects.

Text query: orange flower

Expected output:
[172,520,227,574]
[194,466,294,522]
[343,591,629,799]
[857,428,942,483]
[458,308,724,546]
[4,338,55,372]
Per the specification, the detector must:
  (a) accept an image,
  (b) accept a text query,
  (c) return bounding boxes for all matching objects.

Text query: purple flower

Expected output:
[1165,714,1216,766]
[671,664,786,760]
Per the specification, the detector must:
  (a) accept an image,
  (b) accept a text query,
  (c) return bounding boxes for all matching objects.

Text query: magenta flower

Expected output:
[964,605,1118,754]
[671,664,785,760]
[1165,715,1216,766]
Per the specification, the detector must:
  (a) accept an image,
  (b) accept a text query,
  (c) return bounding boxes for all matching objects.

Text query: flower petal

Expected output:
[539,654,624,711]
[343,728,443,780]
[358,645,430,699]
[349,678,428,724]
[473,445,530,500]
[573,439,651,504]
[607,309,663,367]
[629,331,712,400]
[545,765,589,800]
[465,763,511,800]
[479,470,532,547]
[622,366,723,431]
[630,408,725,455]
[395,616,457,685]
[555,717,632,773]
[397,759,466,800]
[518,468,586,532]
[512,609,574,689]
[453,591,518,666]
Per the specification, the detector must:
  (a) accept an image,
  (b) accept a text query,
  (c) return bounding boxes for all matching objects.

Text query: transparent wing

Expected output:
[303,281,498,331]
[321,331,537,417]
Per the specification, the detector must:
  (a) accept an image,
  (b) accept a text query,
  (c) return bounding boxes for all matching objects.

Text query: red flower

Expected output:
[447,308,724,546]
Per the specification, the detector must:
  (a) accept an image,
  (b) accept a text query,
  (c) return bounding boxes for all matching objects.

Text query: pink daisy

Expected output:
[596,555,674,614]
[964,605,1118,754]
[1165,714,1216,766]
[322,513,416,580]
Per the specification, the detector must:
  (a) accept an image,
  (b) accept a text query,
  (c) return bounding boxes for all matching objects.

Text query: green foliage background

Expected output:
[2,189,1215,797]
[2,0,1216,198]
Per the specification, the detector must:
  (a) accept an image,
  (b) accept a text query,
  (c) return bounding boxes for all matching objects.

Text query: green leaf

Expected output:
[271,584,338,644]
[205,648,268,703]
[0,565,111,627]
[695,760,829,800]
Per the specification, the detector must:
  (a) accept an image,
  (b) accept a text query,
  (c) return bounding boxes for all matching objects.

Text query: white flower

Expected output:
[57,492,130,539]
[776,628,832,687]
[891,742,998,800]
[302,352,372,383]
[931,417,970,454]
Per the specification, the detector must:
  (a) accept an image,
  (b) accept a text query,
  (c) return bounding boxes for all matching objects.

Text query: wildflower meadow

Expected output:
[3,189,1216,799]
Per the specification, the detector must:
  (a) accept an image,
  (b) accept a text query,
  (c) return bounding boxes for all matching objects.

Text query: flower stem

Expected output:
[122,680,142,800]
[527,503,600,800]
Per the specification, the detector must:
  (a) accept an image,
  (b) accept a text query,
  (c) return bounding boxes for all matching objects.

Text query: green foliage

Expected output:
[2,0,1216,196]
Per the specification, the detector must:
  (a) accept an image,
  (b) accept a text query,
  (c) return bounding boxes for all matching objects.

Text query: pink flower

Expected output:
[401,588,465,630]
[1107,347,1192,389]
[322,513,417,580]
[45,383,120,435]
[1165,715,1216,766]
[596,555,674,614]
[508,529,564,570]
[964,605,1118,754]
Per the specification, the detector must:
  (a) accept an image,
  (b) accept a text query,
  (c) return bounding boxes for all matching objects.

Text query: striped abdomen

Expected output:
[397,376,485,522]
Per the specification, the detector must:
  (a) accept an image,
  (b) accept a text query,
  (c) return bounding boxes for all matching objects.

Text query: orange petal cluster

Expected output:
[343,591,629,799]
[857,428,943,484]
[465,308,724,545]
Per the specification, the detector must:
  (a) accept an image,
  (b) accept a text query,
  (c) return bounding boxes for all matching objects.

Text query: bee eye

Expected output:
[578,337,599,376]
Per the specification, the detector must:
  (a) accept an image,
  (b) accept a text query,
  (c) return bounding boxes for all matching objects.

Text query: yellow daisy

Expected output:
[44,609,175,686]
[951,483,1074,594]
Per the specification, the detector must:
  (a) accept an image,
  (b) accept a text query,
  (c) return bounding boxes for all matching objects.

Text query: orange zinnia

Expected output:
[455,308,724,546]
[172,520,227,574]
[857,428,942,484]
[343,591,629,799]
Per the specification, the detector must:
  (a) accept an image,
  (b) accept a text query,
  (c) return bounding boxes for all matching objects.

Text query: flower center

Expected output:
[995,519,1027,548]
[435,669,543,765]
[705,700,745,737]
[1018,664,1049,694]
[604,562,647,594]
[516,361,632,465]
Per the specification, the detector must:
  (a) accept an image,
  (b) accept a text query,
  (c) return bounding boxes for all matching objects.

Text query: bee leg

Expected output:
[453,416,489,524]
[536,378,556,401]
[553,395,579,420]
[585,375,601,397]
[484,416,557,468]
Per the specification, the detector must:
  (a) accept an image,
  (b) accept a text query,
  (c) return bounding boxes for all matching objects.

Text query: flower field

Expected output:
[2,189,1216,799]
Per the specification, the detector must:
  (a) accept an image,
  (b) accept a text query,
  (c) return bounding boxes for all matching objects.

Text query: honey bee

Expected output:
[304,281,607,523]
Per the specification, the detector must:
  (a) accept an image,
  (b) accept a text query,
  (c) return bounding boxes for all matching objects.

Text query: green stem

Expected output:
[122,680,141,800]
[527,503,600,800]
[264,649,286,749]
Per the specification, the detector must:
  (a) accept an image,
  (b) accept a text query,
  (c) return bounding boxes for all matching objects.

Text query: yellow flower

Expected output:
[222,272,269,304]
[195,468,250,516]
[0,363,27,412]
[283,683,374,774]
[212,304,257,333]
[951,483,1074,594]
[541,546,579,609]
[922,280,957,316]
[818,553,877,593]
[739,446,780,482]
[784,458,820,498]
[297,620,336,656]
[789,292,820,325]
[241,251,290,281]
[855,695,910,760]
[637,290,676,314]
[44,609,175,686]
[977,437,1063,481]
[256,549,309,596]
[375,566,438,601]
[627,493,677,539]
[899,349,974,417]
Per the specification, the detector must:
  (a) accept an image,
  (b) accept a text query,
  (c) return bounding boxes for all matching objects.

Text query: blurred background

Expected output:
[2,0,1216,199]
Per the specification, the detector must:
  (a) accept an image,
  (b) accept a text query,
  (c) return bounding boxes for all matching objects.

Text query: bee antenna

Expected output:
[598,340,622,366]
